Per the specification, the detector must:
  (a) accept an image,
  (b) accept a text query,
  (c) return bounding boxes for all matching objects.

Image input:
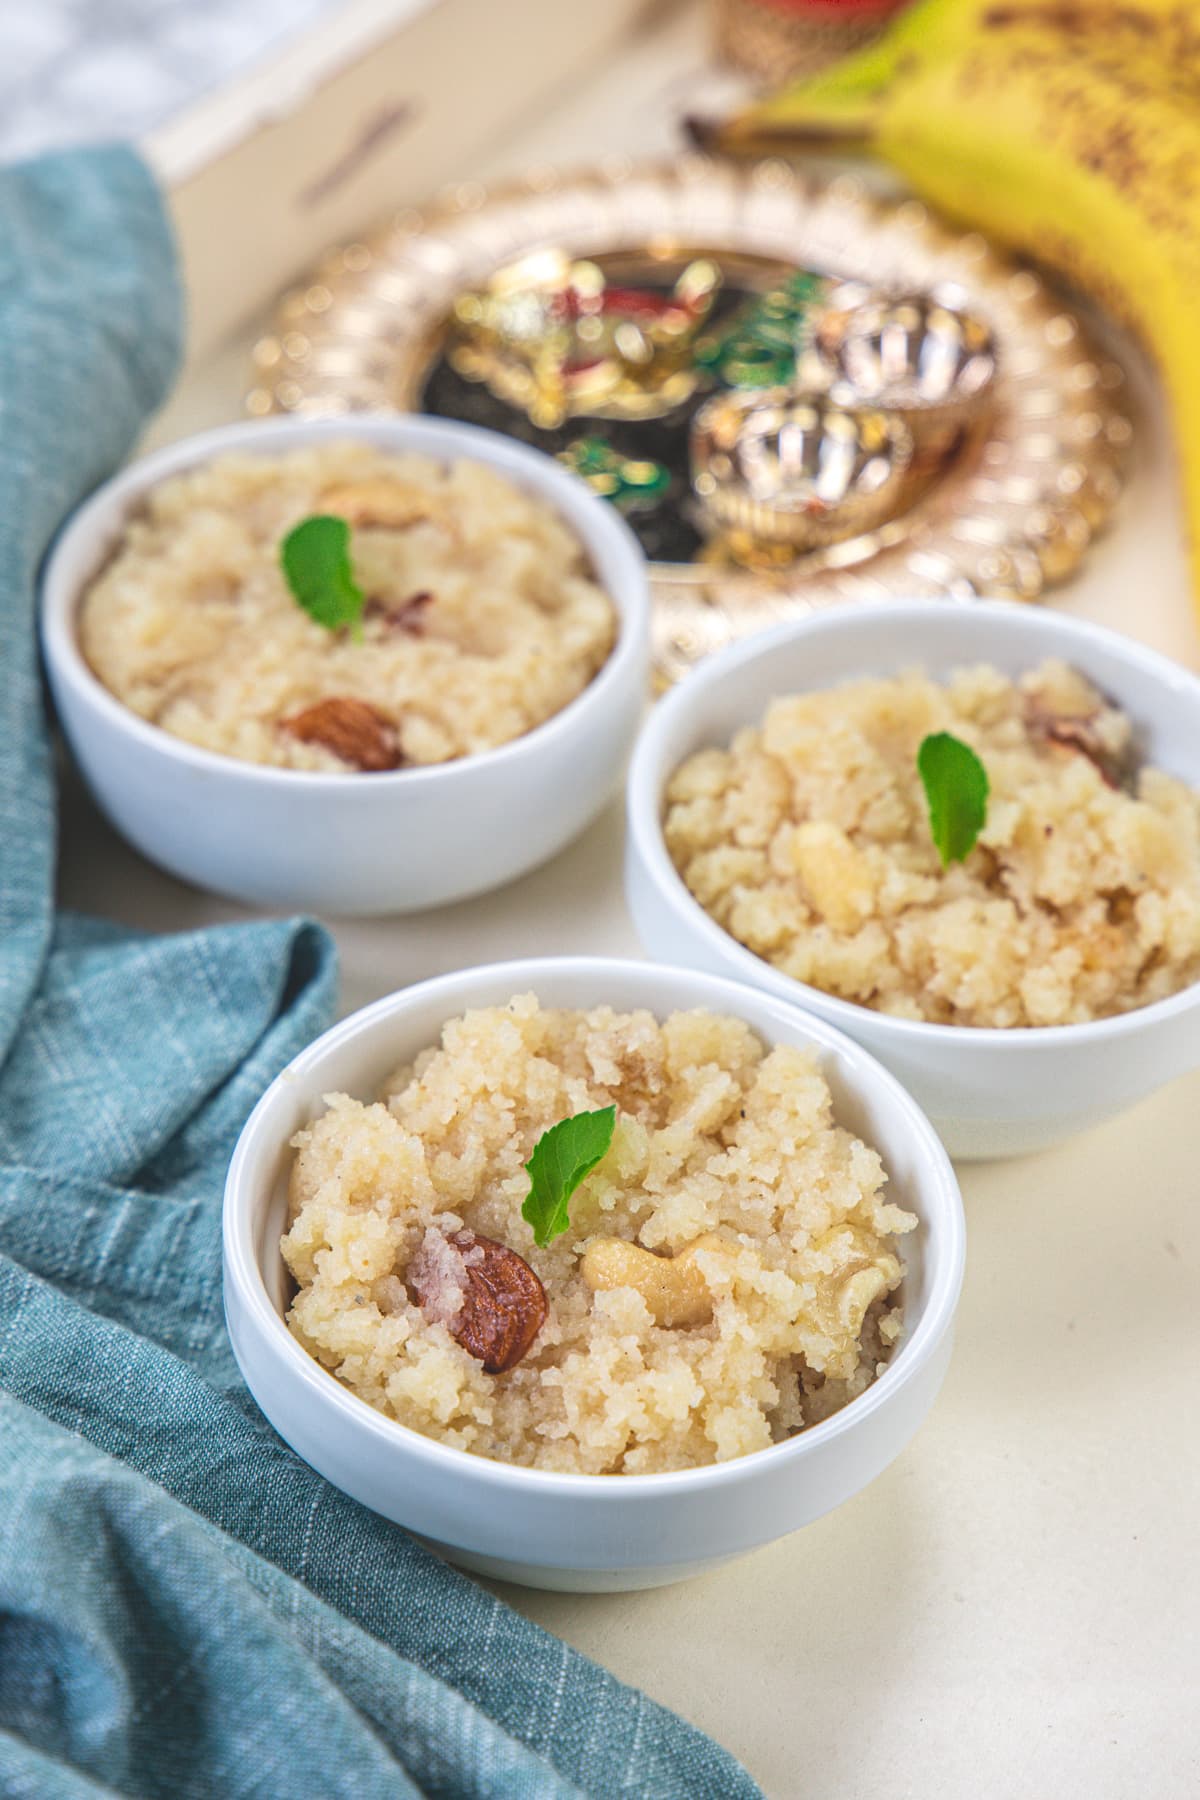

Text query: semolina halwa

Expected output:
[664,659,1200,1028]
[281,997,915,1473]
[78,443,615,771]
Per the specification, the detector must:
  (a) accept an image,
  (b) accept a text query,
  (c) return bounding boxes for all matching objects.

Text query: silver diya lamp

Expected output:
[690,386,915,567]
[806,283,998,462]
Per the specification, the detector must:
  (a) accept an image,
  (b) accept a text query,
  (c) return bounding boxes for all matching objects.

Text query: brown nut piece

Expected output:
[580,1232,731,1328]
[1025,702,1133,792]
[410,1229,547,1374]
[365,590,433,637]
[281,697,402,772]
[321,478,440,530]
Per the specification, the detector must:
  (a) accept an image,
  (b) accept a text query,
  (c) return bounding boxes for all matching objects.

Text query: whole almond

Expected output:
[410,1229,547,1374]
[281,697,401,772]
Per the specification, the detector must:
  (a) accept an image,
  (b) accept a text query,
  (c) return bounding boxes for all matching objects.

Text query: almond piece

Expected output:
[365,590,434,636]
[281,697,401,772]
[410,1229,547,1374]
[1025,704,1132,791]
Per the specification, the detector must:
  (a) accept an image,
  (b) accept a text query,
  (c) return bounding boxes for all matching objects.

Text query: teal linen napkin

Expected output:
[0,148,761,1800]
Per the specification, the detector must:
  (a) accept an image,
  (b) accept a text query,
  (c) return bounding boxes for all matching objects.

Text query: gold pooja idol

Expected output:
[248,158,1131,683]
[449,251,722,429]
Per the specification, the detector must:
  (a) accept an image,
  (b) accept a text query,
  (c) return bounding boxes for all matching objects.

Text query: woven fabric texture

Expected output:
[0,146,760,1800]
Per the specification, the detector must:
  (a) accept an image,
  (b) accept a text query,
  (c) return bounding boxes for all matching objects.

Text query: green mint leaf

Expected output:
[280,515,365,635]
[521,1106,617,1248]
[917,731,990,867]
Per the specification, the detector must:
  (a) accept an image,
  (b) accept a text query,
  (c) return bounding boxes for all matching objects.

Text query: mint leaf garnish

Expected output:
[917,731,989,867]
[521,1106,616,1248]
[280,515,365,636]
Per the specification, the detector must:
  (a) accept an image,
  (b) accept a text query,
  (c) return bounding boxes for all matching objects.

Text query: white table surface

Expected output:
[59,6,1200,1795]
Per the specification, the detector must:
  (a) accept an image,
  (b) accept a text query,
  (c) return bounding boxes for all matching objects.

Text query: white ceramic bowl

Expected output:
[40,415,650,915]
[627,601,1200,1160]
[223,956,964,1591]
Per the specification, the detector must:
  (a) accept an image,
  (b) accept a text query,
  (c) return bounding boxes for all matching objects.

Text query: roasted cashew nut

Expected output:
[320,478,440,530]
[836,1263,894,1336]
[580,1232,731,1328]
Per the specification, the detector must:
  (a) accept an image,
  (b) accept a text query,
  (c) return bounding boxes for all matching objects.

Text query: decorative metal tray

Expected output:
[247,157,1131,683]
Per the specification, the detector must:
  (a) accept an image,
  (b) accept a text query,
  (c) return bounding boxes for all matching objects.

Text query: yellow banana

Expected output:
[708,0,1200,622]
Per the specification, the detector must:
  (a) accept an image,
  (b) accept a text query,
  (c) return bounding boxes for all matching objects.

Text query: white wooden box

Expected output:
[147,0,661,357]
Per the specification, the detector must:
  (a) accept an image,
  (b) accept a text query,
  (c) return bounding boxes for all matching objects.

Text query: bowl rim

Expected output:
[627,599,1200,1051]
[39,412,650,793]
[223,954,966,1499]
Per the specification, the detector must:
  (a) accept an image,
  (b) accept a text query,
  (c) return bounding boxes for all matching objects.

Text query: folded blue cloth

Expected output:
[0,148,761,1800]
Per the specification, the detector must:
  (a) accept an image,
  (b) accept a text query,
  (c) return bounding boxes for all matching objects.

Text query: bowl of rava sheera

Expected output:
[223,958,964,1589]
[627,602,1200,1157]
[41,415,649,913]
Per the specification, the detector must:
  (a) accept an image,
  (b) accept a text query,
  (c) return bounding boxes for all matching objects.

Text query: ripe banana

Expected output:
[708,0,1200,620]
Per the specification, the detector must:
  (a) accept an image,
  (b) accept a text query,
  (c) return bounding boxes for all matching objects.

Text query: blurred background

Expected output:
[0,0,333,156]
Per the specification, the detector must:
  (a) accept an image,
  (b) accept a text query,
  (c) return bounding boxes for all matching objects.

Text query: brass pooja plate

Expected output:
[247,157,1131,683]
